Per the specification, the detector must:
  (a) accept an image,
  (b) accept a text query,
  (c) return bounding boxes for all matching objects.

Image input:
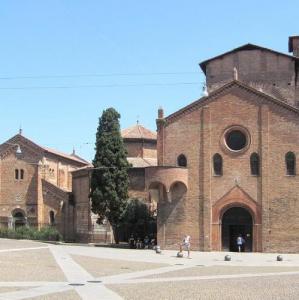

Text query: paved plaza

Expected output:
[0,240,299,299]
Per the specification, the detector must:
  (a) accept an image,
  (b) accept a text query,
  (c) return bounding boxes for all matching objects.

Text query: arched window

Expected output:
[15,169,19,180]
[286,152,296,175]
[250,153,260,176]
[49,211,55,225]
[177,154,187,167]
[213,153,223,176]
[20,169,24,180]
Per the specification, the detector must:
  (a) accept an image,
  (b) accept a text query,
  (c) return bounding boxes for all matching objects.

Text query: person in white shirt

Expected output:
[179,235,191,258]
[236,234,245,252]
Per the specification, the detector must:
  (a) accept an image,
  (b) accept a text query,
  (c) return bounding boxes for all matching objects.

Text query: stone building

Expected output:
[0,131,90,239]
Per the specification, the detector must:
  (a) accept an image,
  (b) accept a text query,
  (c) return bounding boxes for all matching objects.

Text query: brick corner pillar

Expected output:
[201,105,212,252]
[156,107,165,166]
[36,163,44,229]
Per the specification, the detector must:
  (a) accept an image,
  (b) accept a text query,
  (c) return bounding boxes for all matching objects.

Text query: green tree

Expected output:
[90,108,130,243]
[120,198,157,240]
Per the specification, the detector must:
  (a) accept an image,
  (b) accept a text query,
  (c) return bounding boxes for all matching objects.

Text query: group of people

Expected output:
[128,233,246,256]
[128,234,156,249]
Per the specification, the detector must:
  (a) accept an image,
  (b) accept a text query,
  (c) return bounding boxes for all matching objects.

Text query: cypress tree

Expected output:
[90,108,130,243]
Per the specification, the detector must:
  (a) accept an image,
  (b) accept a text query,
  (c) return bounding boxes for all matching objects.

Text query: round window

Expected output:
[225,130,247,151]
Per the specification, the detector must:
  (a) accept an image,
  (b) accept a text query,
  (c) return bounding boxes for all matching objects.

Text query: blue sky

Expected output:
[0,1,298,161]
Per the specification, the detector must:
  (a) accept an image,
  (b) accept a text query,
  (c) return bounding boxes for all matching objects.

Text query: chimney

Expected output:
[288,36,299,57]
[156,107,165,166]
[158,107,164,119]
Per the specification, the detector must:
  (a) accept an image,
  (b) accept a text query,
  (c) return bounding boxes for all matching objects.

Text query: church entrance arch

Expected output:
[12,209,26,229]
[221,207,253,252]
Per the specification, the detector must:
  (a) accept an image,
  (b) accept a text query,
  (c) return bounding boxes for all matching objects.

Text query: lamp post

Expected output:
[4,142,22,156]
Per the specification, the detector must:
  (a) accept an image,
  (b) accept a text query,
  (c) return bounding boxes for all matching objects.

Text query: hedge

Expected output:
[0,226,62,241]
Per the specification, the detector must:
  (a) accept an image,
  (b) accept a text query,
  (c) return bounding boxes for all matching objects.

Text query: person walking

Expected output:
[179,235,191,258]
[236,234,245,252]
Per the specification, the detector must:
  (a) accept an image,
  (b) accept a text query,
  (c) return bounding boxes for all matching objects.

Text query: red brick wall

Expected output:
[124,140,157,158]
[158,84,299,252]
[205,50,297,107]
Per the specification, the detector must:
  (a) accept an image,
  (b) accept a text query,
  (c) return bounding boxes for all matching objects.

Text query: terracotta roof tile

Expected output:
[122,124,156,141]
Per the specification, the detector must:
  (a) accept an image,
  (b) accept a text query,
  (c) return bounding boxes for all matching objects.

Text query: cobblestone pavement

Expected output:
[1,239,299,299]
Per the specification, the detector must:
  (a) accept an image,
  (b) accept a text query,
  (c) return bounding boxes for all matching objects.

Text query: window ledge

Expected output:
[285,174,296,177]
[213,174,223,177]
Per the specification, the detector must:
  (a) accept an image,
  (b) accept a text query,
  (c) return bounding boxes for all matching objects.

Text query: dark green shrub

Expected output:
[38,226,62,241]
[0,226,62,241]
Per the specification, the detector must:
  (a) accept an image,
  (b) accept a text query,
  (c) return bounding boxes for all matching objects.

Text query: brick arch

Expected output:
[145,166,188,193]
[11,208,26,217]
[169,181,187,193]
[211,186,262,252]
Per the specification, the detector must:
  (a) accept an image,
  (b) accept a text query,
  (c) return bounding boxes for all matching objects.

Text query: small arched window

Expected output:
[213,153,223,176]
[49,211,55,225]
[286,152,296,175]
[20,169,24,180]
[250,153,260,176]
[15,169,19,180]
[177,154,187,167]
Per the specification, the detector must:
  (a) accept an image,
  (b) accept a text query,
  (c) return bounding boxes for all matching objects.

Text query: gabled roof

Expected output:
[0,134,89,165]
[122,124,157,141]
[165,80,299,124]
[43,146,90,165]
[199,43,298,74]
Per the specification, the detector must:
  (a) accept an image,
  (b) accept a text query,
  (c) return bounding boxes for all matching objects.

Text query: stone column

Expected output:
[8,216,13,229]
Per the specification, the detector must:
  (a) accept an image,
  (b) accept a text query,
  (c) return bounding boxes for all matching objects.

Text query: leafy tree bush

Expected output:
[120,198,156,241]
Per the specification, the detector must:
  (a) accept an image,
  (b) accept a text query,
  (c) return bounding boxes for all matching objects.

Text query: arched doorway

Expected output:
[12,210,26,229]
[221,207,253,252]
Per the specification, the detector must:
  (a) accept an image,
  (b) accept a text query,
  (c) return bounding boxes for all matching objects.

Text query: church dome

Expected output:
[121,123,156,142]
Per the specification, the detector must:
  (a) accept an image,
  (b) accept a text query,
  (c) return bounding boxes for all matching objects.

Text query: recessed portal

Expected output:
[13,211,26,229]
[221,207,253,252]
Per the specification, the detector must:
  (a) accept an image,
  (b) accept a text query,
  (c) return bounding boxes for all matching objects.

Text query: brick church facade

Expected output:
[1,36,299,253]
[152,35,299,252]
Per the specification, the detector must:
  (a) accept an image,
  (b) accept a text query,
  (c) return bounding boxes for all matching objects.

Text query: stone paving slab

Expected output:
[0,249,66,281]
[108,274,299,300]
[0,239,46,250]
[143,265,299,278]
[26,289,81,300]
[2,239,299,299]
[0,287,30,293]
[71,254,169,277]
